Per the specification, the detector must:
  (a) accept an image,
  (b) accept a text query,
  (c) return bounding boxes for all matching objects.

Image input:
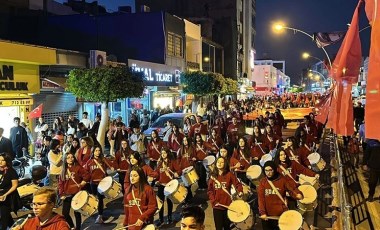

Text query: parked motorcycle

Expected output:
[12,156,31,178]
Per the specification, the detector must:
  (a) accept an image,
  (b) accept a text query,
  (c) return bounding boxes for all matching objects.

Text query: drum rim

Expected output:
[72,190,90,208]
[278,210,303,229]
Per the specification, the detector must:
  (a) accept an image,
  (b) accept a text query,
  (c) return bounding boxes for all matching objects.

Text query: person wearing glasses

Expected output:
[0,153,18,229]
[180,205,205,230]
[258,161,303,230]
[12,187,70,230]
[76,136,93,167]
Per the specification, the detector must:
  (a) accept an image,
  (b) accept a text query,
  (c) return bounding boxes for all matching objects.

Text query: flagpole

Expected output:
[282,26,332,68]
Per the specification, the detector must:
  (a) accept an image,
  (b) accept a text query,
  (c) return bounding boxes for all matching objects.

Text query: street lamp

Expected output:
[272,22,332,68]
[302,52,330,70]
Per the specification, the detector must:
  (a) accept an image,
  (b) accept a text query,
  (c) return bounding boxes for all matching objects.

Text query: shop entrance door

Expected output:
[0,106,19,138]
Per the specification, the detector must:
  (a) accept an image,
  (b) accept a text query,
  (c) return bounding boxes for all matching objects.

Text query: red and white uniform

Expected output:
[58,165,90,196]
[84,158,114,184]
[188,123,208,139]
[177,146,196,170]
[194,142,213,161]
[277,161,316,183]
[115,149,132,172]
[232,148,251,171]
[208,172,243,210]
[156,160,181,185]
[285,147,311,168]
[227,123,241,145]
[250,135,267,160]
[207,135,223,153]
[147,139,165,161]
[76,147,91,167]
[123,164,158,190]
[263,133,282,151]
[123,184,158,229]
[167,132,184,153]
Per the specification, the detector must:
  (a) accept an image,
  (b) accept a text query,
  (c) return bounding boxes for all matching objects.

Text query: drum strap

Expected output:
[211,138,219,150]
[67,169,80,188]
[256,142,265,154]
[267,179,287,206]
[94,159,106,175]
[132,189,143,215]
[172,135,181,146]
[152,142,161,155]
[239,149,251,165]
[279,165,297,184]
[196,144,208,155]
[288,149,300,163]
[210,176,233,200]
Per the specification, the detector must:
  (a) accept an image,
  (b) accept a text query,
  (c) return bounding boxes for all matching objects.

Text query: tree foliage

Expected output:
[220,77,239,95]
[67,66,145,103]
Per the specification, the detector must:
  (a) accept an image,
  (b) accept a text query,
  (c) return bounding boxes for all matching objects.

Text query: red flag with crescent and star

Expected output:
[29,103,43,119]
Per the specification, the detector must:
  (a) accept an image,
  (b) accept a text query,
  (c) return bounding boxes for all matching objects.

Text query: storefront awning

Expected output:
[43,77,68,89]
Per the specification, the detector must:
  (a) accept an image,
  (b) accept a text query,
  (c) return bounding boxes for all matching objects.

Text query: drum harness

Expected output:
[239,149,251,166]
[287,148,300,164]
[267,179,288,207]
[278,165,298,184]
[67,169,80,188]
[210,176,233,200]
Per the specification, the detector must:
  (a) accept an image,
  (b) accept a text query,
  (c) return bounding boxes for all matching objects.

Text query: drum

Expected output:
[147,176,154,183]
[164,179,188,203]
[17,183,39,198]
[143,224,156,230]
[297,185,318,213]
[227,200,254,230]
[299,174,320,190]
[246,165,263,186]
[155,196,163,215]
[307,152,326,172]
[231,183,251,201]
[97,176,122,199]
[181,166,199,186]
[260,154,273,167]
[202,155,216,172]
[278,210,303,230]
[71,191,99,216]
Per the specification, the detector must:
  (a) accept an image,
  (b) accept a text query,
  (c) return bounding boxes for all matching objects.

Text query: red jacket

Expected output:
[278,161,316,182]
[167,132,184,152]
[58,164,90,196]
[207,172,243,210]
[194,142,212,161]
[271,124,283,137]
[123,165,158,193]
[227,123,242,145]
[210,125,222,137]
[84,158,114,184]
[147,139,165,161]
[76,147,91,167]
[348,138,360,154]
[258,175,302,216]
[156,160,181,184]
[177,146,195,170]
[285,147,311,167]
[207,136,223,153]
[123,184,158,229]
[263,134,282,150]
[21,213,70,230]
[188,123,208,139]
[115,149,132,171]
[232,148,251,170]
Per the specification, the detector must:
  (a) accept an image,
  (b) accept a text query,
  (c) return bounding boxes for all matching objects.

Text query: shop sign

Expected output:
[0,98,33,107]
[128,59,181,86]
[0,62,40,94]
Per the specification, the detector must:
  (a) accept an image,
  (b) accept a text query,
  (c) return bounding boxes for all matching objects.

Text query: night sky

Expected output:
[56,0,370,84]
[256,0,371,84]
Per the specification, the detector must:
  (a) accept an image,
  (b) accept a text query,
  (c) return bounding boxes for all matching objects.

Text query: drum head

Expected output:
[202,155,216,166]
[71,191,88,209]
[260,154,272,167]
[183,166,194,173]
[227,200,250,223]
[164,179,179,196]
[307,153,320,164]
[98,176,113,192]
[246,165,262,179]
[278,210,303,230]
[142,224,156,230]
[298,185,317,204]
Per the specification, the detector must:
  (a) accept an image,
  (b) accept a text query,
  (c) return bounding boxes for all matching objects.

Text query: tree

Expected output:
[67,66,145,149]
[180,71,221,96]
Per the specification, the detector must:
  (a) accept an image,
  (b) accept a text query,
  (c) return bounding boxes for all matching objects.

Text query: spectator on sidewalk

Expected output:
[363,139,380,202]
[80,112,93,129]
[10,117,29,159]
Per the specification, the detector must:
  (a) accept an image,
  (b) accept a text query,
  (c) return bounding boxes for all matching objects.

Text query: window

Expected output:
[167,33,183,57]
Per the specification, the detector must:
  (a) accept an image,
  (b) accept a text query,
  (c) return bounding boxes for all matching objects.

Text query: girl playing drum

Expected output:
[76,137,93,167]
[194,133,212,190]
[84,146,114,224]
[167,124,184,159]
[284,136,311,168]
[123,166,158,230]
[177,136,196,203]
[250,125,267,164]
[207,156,243,230]
[155,147,181,226]
[115,139,132,194]
[147,130,165,170]
[232,137,251,184]
[58,152,90,230]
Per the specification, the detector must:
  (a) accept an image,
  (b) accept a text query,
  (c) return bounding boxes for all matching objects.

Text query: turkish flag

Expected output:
[364,0,380,139]
[315,92,332,124]
[29,104,43,119]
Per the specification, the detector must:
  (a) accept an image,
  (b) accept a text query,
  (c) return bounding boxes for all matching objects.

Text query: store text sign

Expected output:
[128,59,180,86]
[0,62,40,94]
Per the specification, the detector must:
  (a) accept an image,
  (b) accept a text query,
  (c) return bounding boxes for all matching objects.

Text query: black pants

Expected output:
[157,185,173,222]
[213,208,231,230]
[262,219,279,230]
[195,162,207,189]
[90,183,104,215]
[185,186,193,203]
[368,169,380,197]
[62,196,82,229]
[0,197,14,230]
[118,171,126,194]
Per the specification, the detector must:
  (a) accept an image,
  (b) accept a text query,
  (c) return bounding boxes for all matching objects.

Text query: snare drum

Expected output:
[164,179,188,203]
[246,165,263,186]
[17,183,39,198]
[227,200,254,230]
[297,184,318,213]
[260,154,273,167]
[97,176,122,199]
[278,210,303,230]
[307,152,326,172]
[181,166,199,187]
[143,224,156,230]
[298,174,320,190]
[202,155,216,172]
[71,191,99,216]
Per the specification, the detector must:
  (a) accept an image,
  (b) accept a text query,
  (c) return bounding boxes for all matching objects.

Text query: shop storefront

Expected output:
[0,40,56,137]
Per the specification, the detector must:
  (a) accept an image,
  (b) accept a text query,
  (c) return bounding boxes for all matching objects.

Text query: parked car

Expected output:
[143,113,197,139]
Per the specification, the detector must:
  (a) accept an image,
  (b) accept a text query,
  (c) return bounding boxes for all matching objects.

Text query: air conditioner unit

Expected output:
[89,50,107,68]
[141,5,150,12]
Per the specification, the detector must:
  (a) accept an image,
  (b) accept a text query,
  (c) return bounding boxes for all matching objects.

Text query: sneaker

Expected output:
[166,216,173,225]
[155,220,163,227]
[95,215,104,224]
[367,196,374,202]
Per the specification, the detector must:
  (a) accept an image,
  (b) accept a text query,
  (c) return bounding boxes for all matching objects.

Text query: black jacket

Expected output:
[0,137,13,156]
[363,140,380,171]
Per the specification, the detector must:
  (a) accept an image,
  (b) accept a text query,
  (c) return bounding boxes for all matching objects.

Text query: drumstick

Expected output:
[114,223,136,230]
[260,216,280,220]
[13,214,32,230]
[215,203,243,215]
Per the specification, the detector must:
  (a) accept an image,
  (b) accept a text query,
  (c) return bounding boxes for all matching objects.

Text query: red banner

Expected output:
[29,103,43,119]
